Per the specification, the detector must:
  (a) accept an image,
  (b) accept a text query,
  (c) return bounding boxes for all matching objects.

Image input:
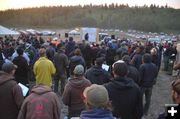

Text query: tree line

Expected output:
[0,4,180,33]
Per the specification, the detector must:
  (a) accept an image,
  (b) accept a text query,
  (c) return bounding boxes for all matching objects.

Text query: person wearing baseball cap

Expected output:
[62,65,91,118]
[0,62,24,119]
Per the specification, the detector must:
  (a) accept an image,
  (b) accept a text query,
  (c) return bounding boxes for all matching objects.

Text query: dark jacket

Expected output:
[0,71,24,119]
[13,55,29,85]
[85,66,111,85]
[80,108,114,119]
[69,55,86,74]
[54,50,68,77]
[127,64,140,85]
[18,85,61,119]
[131,53,143,70]
[139,63,158,88]
[65,41,75,57]
[104,77,143,119]
[62,77,91,117]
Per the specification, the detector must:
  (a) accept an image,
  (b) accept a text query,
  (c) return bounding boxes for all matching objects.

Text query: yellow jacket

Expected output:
[33,57,56,87]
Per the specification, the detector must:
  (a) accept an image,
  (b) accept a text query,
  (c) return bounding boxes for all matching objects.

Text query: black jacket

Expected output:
[69,55,86,75]
[139,63,158,88]
[85,66,111,85]
[104,77,143,119]
[127,64,140,85]
[131,53,143,70]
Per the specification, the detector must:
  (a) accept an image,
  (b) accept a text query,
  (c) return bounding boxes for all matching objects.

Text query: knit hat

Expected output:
[73,65,84,75]
[2,62,17,73]
[83,84,109,108]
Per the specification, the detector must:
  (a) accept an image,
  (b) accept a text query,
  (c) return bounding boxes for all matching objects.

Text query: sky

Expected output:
[0,0,180,11]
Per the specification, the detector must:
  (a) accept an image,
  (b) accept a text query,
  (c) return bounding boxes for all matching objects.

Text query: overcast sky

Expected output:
[0,0,180,10]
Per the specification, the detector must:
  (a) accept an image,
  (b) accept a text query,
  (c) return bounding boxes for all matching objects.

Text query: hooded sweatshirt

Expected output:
[85,66,111,85]
[18,85,61,119]
[0,71,24,119]
[80,108,114,119]
[104,77,143,119]
[62,77,91,117]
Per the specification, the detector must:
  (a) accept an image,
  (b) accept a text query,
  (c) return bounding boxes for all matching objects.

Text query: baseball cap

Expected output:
[73,65,84,75]
[2,62,17,73]
[83,84,109,108]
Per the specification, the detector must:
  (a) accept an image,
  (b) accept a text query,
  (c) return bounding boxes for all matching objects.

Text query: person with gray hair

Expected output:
[62,65,91,119]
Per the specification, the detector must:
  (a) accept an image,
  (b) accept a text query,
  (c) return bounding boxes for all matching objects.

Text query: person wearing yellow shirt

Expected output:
[33,47,56,87]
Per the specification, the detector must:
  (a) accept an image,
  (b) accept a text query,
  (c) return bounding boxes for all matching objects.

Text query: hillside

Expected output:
[0,5,180,33]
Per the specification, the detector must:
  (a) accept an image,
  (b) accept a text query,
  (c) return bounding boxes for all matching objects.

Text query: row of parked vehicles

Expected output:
[18,29,56,36]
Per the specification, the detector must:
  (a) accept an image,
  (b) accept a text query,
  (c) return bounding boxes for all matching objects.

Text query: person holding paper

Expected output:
[85,57,111,85]
[0,62,24,119]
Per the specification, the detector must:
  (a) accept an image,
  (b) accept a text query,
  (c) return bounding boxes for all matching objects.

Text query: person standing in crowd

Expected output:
[81,43,92,69]
[139,53,158,115]
[0,62,24,119]
[11,46,30,65]
[33,47,56,87]
[122,55,140,85]
[69,48,86,76]
[12,47,29,86]
[85,57,111,85]
[62,65,91,118]
[150,48,159,67]
[80,84,114,119]
[104,60,143,119]
[46,43,56,62]
[17,84,61,119]
[53,44,69,94]
[131,45,144,70]
[163,43,176,71]
[65,37,75,57]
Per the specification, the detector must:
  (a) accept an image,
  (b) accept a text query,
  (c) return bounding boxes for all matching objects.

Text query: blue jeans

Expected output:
[141,87,153,115]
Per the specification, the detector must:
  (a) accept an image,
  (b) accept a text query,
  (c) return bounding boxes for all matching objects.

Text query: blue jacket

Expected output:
[80,108,114,119]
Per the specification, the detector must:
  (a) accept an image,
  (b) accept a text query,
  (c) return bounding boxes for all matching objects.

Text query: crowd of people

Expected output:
[0,34,179,119]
